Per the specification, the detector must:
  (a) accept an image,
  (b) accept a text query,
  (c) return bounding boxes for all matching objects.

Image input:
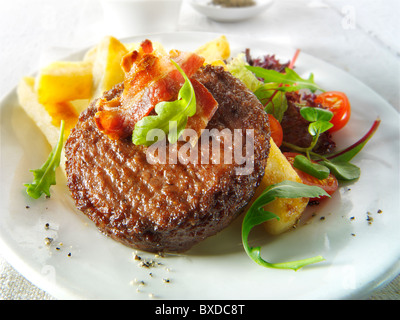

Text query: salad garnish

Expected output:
[25,120,65,199]
[242,180,328,270]
[282,119,381,181]
[247,65,325,93]
[233,48,380,269]
[229,49,380,183]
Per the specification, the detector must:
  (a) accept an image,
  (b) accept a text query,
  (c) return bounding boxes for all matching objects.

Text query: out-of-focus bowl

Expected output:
[101,0,183,37]
[189,0,273,22]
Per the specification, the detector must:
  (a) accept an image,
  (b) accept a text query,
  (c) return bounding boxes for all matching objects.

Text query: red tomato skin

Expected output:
[283,152,338,201]
[267,114,283,147]
[315,91,351,132]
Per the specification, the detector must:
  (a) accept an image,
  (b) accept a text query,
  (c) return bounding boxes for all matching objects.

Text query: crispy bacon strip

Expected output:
[94,39,216,141]
[185,79,218,143]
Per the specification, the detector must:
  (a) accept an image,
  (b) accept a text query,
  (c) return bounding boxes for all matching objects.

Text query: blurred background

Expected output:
[0,0,399,299]
[1,0,399,110]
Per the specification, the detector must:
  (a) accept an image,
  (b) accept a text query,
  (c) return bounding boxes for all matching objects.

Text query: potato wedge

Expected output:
[18,77,79,147]
[246,139,309,235]
[195,35,231,64]
[91,36,128,99]
[35,61,93,104]
[18,77,81,173]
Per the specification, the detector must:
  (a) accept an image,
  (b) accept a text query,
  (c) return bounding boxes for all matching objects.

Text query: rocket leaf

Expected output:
[246,66,324,93]
[242,180,328,271]
[25,120,65,199]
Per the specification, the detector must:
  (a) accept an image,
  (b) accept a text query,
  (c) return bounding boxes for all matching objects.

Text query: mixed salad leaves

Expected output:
[230,48,380,270]
[229,49,380,188]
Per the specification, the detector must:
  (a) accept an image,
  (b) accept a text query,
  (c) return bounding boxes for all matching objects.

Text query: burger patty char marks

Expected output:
[65,65,270,253]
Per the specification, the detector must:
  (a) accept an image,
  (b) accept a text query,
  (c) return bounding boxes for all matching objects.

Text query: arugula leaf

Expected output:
[242,180,328,270]
[246,66,324,93]
[132,60,196,146]
[25,120,65,199]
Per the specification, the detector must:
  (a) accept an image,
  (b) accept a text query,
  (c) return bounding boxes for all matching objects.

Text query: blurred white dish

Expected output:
[189,0,273,22]
[101,0,183,37]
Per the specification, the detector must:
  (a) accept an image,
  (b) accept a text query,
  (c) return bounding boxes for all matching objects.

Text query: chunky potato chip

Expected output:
[195,35,231,64]
[35,61,93,104]
[91,36,128,99]
[18,77,79,147]
[245,139,309,235]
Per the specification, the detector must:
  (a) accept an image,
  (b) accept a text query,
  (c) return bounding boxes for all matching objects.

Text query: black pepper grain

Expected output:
[44,237,53,245]
[366,212,374,225]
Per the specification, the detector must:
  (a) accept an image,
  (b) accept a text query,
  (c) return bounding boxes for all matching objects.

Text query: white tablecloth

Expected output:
[0,0,399,300]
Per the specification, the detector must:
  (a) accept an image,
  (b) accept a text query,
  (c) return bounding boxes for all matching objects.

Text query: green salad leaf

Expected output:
[226,53,263,92]
[300,107,333,141]
[254,84,288,122]
[25,120,65,199]
[132,60,196,146]
[299,106,333,123]
[294,155,330,180]
[242,180,328,270]
[320,160,360,181]
[246,66,324,93]
[226,55,289,122]
[284,119,381,182]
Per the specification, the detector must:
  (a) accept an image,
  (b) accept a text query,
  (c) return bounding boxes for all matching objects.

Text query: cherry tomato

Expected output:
[267,114,283,147]
[314,91,351,132]
[283,152,338,201]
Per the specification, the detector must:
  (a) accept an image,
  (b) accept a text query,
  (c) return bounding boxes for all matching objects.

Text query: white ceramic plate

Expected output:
[189,0,273,22]
[0,32,399,300]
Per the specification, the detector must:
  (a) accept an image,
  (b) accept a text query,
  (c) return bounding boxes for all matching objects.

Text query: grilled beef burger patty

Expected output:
[65,65,270,253]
